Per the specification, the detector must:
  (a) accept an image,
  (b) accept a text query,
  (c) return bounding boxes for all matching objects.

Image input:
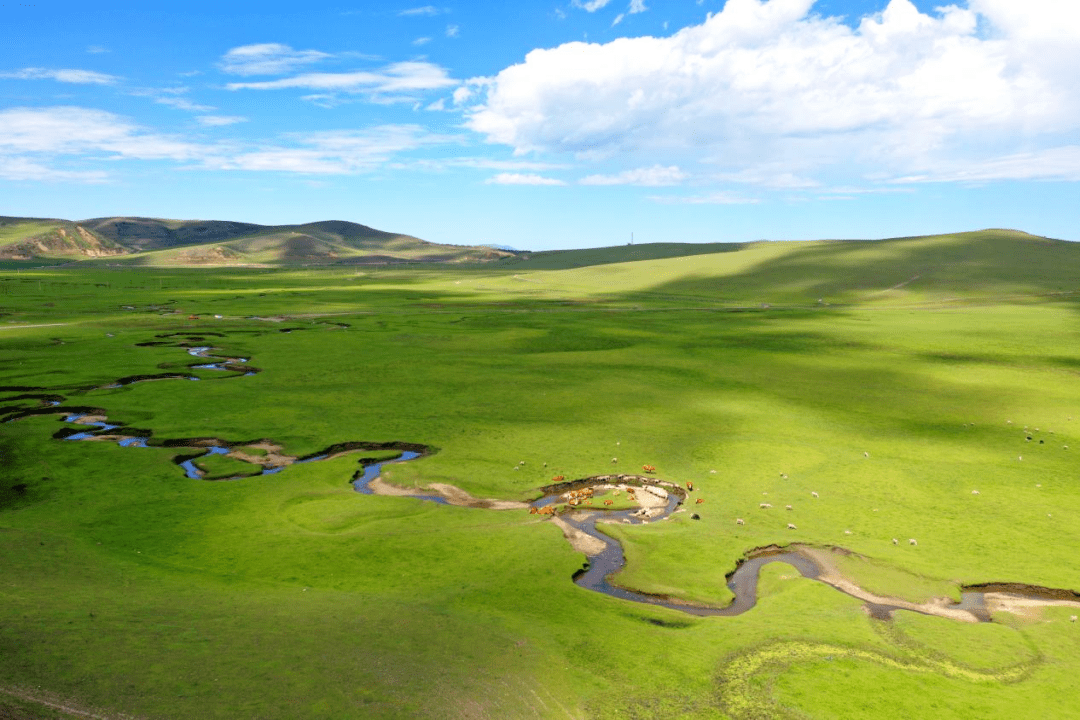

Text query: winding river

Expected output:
[3,331,1079,624]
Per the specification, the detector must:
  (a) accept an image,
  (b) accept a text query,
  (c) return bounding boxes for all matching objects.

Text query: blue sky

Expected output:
[2,0,1077,249]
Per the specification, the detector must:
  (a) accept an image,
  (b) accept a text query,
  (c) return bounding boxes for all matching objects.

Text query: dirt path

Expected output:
[368,477,529,510]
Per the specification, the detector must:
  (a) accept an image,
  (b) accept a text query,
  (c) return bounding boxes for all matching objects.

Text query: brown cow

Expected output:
[695,498,704,504]
[552,475,565,482]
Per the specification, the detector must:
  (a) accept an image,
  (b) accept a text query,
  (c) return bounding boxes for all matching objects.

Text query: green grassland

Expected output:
[2,230,1080,718]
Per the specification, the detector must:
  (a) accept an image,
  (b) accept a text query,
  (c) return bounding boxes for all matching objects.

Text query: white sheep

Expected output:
[759,503,772,509]
[909,538,918,546]
[811,491,819,498]
[785,505,793,510]
[864,451,870,458]
[1070,615,1077,622]
[787,523,797,530]
[611,457,618,463]
[892,538,899,545]
[971,490,980,495]
[736,518,745,525]
[844,530,852,535]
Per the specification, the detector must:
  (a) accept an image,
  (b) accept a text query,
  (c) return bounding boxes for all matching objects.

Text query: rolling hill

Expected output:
[0,216,514,266]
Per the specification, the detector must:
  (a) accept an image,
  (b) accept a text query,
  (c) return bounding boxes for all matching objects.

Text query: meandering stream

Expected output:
[3,331,1078,623]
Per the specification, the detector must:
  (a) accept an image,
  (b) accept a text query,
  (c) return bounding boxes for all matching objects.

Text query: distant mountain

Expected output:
[0,216,514,266]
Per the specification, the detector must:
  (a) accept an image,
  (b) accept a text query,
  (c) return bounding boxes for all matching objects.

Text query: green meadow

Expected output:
[2,230,1080,719]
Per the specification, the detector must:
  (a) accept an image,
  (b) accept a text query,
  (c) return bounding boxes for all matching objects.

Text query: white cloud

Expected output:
[86,45,109,54]
[0,157,107,183]
[573,0,613,11]
[612,13,624,26]
[649,191,759,205]
[466,0,1080,185]
[399,5,440,16]
[211,125,454,174]
[0,107,203,160]
[452,85,474,105]
[413,37,432,46]
[1,67,119,84]
[155,96,216,112]
[629,0,647,13]
[0,106,455,181]
[485,172,566,185]
[446,24,460,37]
[197,115,248,126]
[425,98,447,111]
[892,145,1080,183]
[219,43,330,76]
[226,61,455,99]
[580,165,686,186]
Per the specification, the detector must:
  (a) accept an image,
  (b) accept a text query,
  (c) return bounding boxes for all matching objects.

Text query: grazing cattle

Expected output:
[642,464,657,473]
[811,491,819,498]
[909,538,918,546]
[552,475,565,482]
[529,507,539,514]
[686,482,694,491]
[695,498,704,504]
[787,523,797,530]
[736,518,745,525]
[604,499,614,506]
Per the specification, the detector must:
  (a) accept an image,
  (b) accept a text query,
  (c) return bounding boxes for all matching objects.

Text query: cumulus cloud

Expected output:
[226,61,455,99]
[579,165,686,186]
[485,172,566,185]
[465,0,1080,184]
[0,67,119,84]
[219,43,330,76]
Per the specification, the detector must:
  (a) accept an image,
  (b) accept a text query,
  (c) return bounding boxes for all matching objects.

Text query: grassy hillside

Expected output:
[2,230,1080,719]
[0,217,126,260]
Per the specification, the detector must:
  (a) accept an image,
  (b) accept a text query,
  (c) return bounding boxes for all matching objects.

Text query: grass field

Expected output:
[2,230,1080,719]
